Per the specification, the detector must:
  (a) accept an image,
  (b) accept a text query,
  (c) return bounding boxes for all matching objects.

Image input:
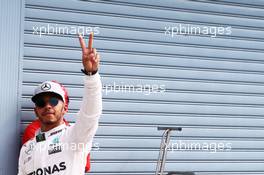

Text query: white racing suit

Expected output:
[18,73,102,175]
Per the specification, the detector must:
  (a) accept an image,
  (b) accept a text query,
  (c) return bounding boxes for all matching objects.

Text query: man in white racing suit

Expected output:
[18,33,101,175]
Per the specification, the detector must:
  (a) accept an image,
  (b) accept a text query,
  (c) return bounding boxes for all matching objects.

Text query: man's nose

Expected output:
[44,102,52,108]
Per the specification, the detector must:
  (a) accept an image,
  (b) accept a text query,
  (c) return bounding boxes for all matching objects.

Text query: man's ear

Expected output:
[62,104,68,115]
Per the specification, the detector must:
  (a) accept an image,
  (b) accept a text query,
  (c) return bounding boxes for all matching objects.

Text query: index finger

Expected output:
[88,32,93,51]
[78,33,86,53]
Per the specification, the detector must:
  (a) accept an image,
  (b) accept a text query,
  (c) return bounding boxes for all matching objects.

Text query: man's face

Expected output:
[34,93,66,126]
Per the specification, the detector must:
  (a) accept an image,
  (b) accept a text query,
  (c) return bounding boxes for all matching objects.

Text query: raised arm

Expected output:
[69,33,102,148]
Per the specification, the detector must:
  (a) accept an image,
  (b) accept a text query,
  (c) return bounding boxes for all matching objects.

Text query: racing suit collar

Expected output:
[36,122,67,138]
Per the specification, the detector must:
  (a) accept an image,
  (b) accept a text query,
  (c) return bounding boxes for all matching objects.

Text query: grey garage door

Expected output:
[21,0,264,174]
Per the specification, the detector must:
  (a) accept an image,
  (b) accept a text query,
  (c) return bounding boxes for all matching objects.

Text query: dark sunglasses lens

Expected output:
[49,97,59,107]
[35,99,46,108]
[35,97,59,108]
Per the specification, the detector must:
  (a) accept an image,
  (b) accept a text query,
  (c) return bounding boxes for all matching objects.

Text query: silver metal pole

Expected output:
[155,127,182,175]
[160,129,172,175]
[155,129,170,175]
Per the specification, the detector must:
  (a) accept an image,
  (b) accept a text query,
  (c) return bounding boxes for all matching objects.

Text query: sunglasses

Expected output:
[35,97,60,108]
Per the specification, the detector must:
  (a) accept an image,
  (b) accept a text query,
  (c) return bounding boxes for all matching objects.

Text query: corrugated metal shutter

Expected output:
[21,0,264,174]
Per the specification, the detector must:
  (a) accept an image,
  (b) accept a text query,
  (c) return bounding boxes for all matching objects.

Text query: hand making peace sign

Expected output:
[78,33,100,73]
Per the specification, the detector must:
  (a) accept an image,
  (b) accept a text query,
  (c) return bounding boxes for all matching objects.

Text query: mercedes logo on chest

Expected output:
[41,83,51,91]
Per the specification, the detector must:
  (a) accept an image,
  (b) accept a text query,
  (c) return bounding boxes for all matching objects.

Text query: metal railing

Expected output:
[155,126,195,175]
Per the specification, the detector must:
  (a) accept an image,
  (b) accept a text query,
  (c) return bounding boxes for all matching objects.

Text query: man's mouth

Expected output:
[43,111,54,116]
